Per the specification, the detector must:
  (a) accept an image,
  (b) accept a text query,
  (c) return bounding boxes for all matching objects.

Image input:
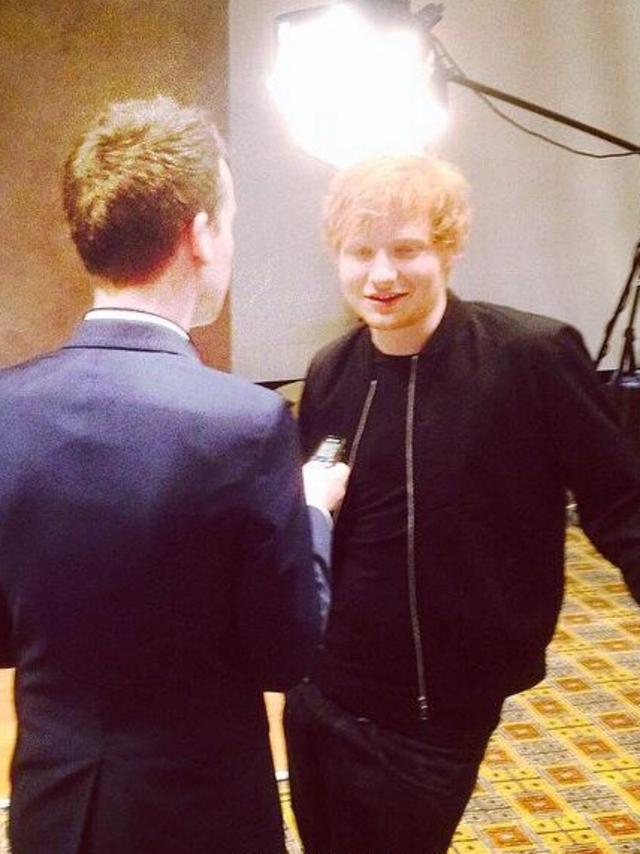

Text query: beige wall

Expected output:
[0,0,229,370]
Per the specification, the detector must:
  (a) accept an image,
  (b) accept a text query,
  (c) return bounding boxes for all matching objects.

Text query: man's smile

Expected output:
[367,292,407,304]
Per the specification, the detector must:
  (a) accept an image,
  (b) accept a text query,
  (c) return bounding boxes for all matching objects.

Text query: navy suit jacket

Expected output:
[0,319,329,854]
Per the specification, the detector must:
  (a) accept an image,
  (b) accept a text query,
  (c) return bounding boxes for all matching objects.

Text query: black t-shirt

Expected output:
[315,351,424,733]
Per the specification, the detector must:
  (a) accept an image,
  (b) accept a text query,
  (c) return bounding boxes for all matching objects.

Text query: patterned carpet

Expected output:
[281,527,640,853]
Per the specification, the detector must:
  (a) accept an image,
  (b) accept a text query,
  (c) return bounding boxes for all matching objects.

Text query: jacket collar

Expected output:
[63,318,201,361]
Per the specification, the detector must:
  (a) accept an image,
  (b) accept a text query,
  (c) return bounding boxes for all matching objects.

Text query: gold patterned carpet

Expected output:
[281,527,640,854]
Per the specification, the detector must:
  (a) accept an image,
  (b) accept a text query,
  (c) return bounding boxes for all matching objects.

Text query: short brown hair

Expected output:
[323,155,470,268]
[63,96,226,284]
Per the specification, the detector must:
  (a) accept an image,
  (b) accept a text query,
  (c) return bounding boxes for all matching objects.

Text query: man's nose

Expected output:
[368,250,398,287]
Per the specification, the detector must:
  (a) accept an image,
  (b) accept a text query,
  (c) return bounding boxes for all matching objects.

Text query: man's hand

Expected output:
[303,461,350,515]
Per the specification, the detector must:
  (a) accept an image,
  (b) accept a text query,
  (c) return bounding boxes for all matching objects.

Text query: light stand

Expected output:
[595,239,640,372]
[596,242,640,454]
[432,42,640,154]
[617,281,640,378]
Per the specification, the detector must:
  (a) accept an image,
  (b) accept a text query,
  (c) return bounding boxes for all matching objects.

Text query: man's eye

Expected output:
[393,245,419,258]
[350,247,373,260]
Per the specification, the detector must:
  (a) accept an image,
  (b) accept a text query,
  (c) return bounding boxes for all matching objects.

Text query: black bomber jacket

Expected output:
[298,295,640,720]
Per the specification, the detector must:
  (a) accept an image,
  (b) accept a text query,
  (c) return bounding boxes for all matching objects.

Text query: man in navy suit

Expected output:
[0,96,345,854]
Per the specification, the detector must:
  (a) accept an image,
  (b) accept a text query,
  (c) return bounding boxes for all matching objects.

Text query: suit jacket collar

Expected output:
[63,319,201,361]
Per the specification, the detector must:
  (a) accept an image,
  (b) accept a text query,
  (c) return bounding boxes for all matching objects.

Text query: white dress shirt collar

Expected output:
[84,308,190,341]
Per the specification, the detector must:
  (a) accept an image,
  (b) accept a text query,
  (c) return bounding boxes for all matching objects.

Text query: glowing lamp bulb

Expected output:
[268,3,447,168]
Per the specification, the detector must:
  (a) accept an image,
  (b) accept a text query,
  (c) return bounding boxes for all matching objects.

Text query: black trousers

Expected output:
[284,682,498,854]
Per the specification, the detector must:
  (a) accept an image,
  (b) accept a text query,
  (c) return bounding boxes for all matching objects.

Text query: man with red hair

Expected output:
[285,154,640,854]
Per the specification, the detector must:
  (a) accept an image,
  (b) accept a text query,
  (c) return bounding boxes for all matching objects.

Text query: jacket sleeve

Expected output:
[307,505,332,623]
[234,400,330,691]
[537,325,640,604]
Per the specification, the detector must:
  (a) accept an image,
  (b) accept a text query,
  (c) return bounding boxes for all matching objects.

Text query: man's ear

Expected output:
[189,210,216,265]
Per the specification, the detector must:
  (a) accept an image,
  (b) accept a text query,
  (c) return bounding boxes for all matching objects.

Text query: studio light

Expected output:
[267,1,448,168]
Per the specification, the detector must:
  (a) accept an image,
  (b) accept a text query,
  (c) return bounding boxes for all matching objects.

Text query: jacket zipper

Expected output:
[407,355,429,721]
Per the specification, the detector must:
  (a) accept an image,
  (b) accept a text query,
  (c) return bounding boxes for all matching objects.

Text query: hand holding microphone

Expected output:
[303,436,349,515]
